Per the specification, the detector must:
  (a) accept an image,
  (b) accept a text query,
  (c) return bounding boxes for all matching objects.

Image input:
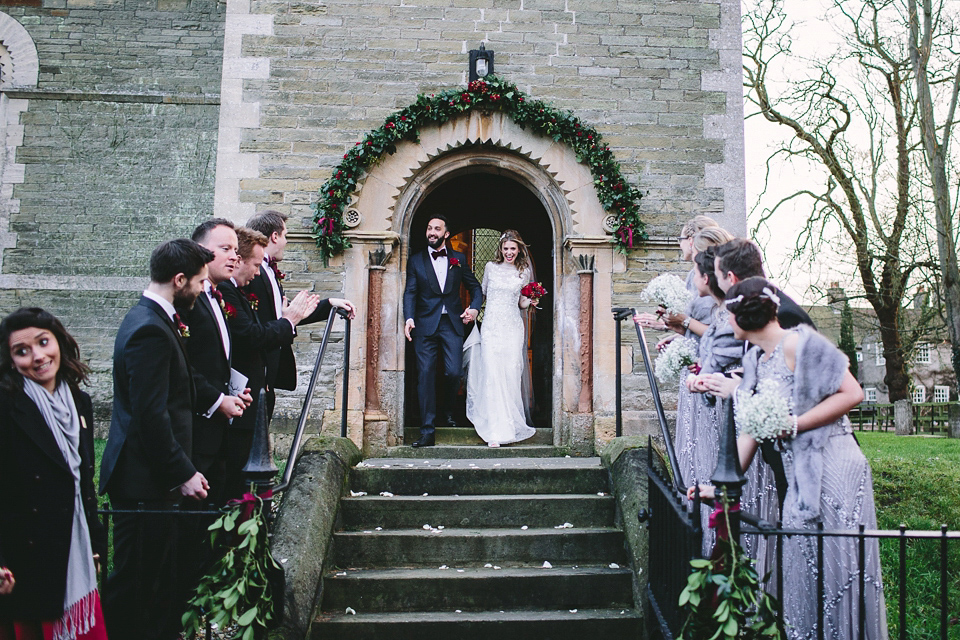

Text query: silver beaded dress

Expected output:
[756,337,887,640]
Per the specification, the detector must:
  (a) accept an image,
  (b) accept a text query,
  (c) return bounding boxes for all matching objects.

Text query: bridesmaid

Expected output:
[693,277,886,640]
[0,308,108,640]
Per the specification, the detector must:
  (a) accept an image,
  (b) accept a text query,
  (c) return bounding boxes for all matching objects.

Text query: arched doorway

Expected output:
[403,172,554,435]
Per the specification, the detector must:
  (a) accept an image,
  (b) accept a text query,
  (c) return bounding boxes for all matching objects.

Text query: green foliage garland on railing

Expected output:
[311,76,647,264]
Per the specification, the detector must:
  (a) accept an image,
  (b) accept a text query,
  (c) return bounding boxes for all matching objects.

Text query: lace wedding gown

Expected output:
[465,261,537,445]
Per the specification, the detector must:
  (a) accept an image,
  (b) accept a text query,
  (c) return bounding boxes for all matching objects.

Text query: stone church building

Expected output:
[0,0,746,456]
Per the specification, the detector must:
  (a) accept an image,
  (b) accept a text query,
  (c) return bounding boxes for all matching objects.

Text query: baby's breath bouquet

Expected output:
[655,336,699,384]
[641,274,692,315]
[734,379,791,442]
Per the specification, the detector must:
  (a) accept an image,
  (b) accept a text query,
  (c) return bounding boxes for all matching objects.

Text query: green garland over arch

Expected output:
[312,76,646,264]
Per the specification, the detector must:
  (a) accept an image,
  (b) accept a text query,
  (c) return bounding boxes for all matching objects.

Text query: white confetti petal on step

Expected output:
[379,492,394,497]
[457,569,464,573]
[439,565,449,570]
[422,493,429,496]
[484,563,493,568]
[345,607,356,615]
[521,526,528,530]
[363,531,372,534]
[609,563,620,569]
[597,492,606,496]
[569,609,578,613]
[406,464,414,467]
[350,490,367,497]
[621,610,626,614]
[437,525,444,530]
[383,465,391,468]
[336,572,347,576]
[423,524,432,530]
[542,561,553,569]
[455,610,462,613]
[554,522,574,529]
[280,558,288,564]
[375,527,382,531]
[448,475,454,480]
[355,462,366,468]
[493,565,501,570]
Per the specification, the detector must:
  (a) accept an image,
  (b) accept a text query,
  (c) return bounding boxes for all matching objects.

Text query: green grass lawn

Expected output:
[858,432,960,639]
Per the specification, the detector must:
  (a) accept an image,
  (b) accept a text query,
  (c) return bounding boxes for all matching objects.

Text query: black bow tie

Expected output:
[431,248,447,260]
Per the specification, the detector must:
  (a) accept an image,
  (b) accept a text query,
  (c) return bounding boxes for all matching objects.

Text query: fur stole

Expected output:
[740,325,850,522]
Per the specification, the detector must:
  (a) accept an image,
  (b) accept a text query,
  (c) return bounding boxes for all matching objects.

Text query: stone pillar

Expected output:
[949,402,960,439]
[894,399,912,436]
[578,264,594,414]
[365,264,386,411]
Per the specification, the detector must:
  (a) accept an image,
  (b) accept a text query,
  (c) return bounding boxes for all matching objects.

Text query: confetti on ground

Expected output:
[609,563,620,569]
[345,607,356,615]
[379,491,394,497]
[542,561,552,569]
[350,490,367,497]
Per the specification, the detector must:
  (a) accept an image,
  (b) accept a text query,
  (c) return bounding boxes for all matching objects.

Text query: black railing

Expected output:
[613,307,685,492]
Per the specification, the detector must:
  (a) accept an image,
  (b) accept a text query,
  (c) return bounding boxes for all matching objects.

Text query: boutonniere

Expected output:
[449,257,461,269]
[174,314,190,339]
[223,301,237,320]
[245,291,259,310]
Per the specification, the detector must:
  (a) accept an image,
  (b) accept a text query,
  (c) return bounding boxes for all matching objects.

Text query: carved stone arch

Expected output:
[0,13,38,89]
[338,111,623,457]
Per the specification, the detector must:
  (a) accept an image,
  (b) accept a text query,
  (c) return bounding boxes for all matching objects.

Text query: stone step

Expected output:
[385,445,563,459]
[331,527,627,568]
[340,493,615,529]
[401,426,553,445]
[311,608,643,640]
[351,457,608,496]
[321,566,634,613]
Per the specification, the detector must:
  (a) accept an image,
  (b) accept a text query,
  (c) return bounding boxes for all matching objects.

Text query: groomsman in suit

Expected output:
[403,215,483,447]
[714,238,815,330]
[244,210,356,418]
[218,227,319,499]
[179,218,252,505]
[100,238,214,640]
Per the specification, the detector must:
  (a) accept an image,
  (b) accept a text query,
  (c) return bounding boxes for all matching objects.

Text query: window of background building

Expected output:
[916,342,931,364]
[934,386,950,403]
[856,351,863,362]
[864,388,877,403]
[875,346,886,367]
[913,386,927,404]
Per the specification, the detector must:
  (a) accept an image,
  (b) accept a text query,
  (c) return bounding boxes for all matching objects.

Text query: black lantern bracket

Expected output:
[468,43,495,82]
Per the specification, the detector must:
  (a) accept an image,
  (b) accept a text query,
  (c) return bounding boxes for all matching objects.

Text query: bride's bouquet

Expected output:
[734,379,792,442]
[521,281,548,299]
[654,336,699,384]
[640,274,691,315]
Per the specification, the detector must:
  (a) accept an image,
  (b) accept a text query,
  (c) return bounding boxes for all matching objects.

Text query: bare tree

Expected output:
[907,0,960,376]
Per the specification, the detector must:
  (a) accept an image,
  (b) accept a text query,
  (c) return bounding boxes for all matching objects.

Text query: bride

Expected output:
[465,230,538,447]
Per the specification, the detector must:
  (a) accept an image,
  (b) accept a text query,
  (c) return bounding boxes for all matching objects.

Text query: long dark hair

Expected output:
[494,229,531,274]
[0,307,90,393]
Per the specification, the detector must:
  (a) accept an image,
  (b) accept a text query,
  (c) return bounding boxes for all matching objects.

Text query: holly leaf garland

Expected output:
[312,76,646,264]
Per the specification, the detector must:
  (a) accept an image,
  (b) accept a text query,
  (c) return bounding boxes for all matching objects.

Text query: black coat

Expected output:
[177,290,233,458]
[218,279,295,430]
[0,385,107,620]
[775,288,816,330]
[100,296,197,501]
[403,248,483,337]
[244,268,332,391]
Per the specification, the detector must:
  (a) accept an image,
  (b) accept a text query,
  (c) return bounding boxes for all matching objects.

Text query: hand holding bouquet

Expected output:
[640,274,692,316]
[654,336,699,384]
[521,281,547,308]
[734,379,792,442]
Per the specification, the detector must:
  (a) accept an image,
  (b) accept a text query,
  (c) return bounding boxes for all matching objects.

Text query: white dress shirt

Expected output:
[431,249,448,315]
[143,289,177,323]
[262,257,284,320]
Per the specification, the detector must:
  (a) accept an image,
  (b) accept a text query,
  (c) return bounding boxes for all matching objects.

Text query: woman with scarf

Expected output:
[691,277,886,640]
[0,308,107,640]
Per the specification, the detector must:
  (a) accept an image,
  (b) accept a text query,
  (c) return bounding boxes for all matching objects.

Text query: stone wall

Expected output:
[0,1,225,426]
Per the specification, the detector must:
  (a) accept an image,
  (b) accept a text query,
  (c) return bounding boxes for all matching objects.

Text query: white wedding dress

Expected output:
[465,261,537,445]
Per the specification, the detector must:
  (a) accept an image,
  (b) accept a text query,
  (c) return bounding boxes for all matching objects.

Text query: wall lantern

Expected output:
[468,43,495,82]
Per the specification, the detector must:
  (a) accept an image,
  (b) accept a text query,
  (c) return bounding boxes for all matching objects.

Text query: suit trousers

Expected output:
[413,314,462,433]
[102,497,183,640]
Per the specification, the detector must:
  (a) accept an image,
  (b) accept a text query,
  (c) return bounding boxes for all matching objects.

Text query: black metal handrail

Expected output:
[275,307,350,494]
[613,307,685,492]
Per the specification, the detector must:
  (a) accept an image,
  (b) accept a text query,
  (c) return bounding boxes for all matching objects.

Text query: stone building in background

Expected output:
[0,0,747,455]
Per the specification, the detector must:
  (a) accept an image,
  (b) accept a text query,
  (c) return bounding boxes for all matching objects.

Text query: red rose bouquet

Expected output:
[521,282,547,299]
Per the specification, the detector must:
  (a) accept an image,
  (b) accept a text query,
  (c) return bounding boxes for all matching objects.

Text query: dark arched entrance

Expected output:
[404,172,554,437]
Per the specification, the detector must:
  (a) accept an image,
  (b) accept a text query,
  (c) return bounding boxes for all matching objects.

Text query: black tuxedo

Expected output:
[775,287,815,330]
[245,265,333,392]
[0,386,105,621]
[101,295,198,640]
[218,279,296,497]
[403,247,483,433]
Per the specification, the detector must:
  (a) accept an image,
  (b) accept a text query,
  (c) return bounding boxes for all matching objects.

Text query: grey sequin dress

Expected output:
[757,338,887,640]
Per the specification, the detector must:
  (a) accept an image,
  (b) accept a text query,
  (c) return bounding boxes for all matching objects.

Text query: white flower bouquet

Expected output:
[654,336,699,384]
[734,379,792,442]
[640,274,692,315]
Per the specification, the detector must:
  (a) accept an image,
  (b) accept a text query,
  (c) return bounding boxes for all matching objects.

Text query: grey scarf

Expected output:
[23,379,97,639]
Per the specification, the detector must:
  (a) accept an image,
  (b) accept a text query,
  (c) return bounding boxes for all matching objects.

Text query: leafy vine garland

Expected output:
[311,76,646,264]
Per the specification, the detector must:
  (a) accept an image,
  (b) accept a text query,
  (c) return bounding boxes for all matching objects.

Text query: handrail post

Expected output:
[339,309,351,438]
[711,397,745,541]
[613,308,633,438]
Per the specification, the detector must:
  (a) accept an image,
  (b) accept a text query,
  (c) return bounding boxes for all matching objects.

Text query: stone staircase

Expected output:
[310,454,642,639]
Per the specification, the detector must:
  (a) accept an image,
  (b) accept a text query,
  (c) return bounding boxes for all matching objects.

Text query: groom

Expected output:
[404,215,483,447]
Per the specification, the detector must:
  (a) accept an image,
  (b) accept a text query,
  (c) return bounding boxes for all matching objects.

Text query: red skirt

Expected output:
[0,591,107,640]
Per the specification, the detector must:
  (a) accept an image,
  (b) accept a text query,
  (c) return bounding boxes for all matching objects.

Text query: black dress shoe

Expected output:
[411,434,435,448]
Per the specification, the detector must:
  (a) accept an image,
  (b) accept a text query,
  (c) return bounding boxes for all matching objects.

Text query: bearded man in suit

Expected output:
[217,226,319,499]
[403,215,483,447]
[244,210,356,419]
[100,238,213,640]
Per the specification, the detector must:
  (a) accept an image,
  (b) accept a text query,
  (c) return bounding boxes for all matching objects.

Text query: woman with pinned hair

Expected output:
[0,308,107,640]
[465,229,538,447]
[691,277,886,640]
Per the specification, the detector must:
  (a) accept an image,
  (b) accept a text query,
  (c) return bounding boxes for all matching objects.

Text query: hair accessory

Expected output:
[761,286,781,308]
[724,294,744,308]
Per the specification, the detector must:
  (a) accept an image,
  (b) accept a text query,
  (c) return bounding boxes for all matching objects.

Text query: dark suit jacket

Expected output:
[100,296,197,501]
[403,247,483,337]
[776,288,816,330]
[244,267,332,391]
[218,279,295,430]
[0,385,106,620]
[178,290,233,457]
